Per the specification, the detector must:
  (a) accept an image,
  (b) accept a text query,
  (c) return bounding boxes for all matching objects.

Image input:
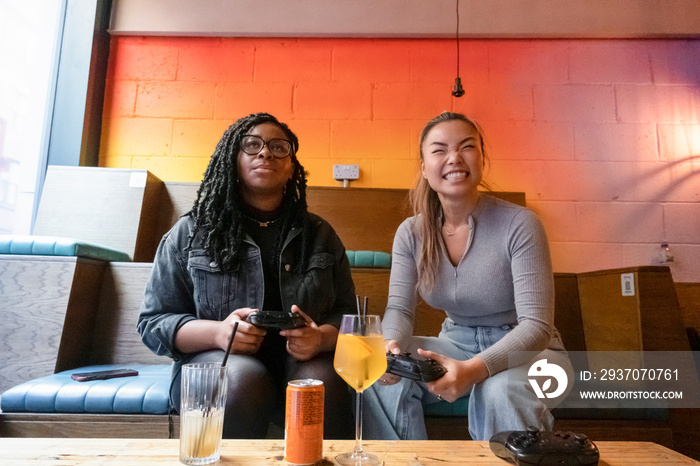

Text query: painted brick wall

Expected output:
[99,37,700,282]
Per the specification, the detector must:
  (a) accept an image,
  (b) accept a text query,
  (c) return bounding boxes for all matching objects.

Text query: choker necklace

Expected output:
[245,215,279,228]
[443,223,467,236]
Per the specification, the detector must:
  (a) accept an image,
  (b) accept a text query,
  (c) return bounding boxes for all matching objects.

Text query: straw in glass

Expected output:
[193,321,238,458]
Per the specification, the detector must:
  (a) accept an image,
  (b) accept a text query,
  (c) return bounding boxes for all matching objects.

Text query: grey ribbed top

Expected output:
[381,194,563,375]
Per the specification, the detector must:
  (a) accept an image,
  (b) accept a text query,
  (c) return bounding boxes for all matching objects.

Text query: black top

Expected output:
[243,207,284,313]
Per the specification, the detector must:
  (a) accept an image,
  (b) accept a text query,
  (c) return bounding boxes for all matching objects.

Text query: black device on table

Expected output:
[71,368,139,382]
[386,352,447,383]
[489,426,600,465]
[246,311,306,330]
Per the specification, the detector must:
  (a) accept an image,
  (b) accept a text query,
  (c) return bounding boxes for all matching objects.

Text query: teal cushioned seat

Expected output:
[346,250,391,268]
[424,397,470,417]
[0,235,130,262]
[0,364,170,414]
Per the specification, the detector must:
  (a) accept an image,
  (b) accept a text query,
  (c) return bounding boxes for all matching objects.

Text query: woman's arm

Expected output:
[419,349,489,402]
[381,219,420,349]
[476,209,555,376]
[174,307,267,355]
[137,218,268,360]
[137,225,199,360]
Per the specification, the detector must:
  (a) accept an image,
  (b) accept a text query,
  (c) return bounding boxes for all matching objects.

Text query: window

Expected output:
[0,0,64,234]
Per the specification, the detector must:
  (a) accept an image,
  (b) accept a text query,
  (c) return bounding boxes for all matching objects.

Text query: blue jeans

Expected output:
[363,320,572,441]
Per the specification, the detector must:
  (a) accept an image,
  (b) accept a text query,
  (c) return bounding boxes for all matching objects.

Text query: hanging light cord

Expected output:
[456,0,460,78]
[452,0,465,97]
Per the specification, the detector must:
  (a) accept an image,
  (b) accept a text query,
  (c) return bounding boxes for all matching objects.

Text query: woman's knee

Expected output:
[224,354,273,398]
[288,354,339,384]
[474,369,529,406]
[469,368,553,436]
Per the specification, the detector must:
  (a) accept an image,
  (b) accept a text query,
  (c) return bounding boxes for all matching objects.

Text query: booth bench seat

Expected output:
[0,235,131,262]
[0,236,694,454]
[1,365,170,415]
[0,253,392,439]
[0,258,690,447]
[0,237,131,398]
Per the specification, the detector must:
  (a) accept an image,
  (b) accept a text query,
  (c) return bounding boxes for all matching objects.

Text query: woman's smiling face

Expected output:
[420,119,484,201]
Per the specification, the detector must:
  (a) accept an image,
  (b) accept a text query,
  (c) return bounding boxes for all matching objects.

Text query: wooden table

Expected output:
[0,438,697,465]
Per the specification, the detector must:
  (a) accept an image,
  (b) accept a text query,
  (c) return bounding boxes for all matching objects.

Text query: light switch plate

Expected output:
[333,164,359,180]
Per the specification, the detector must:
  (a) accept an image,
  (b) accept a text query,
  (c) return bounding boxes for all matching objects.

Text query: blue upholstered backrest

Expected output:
[346,250,391,268]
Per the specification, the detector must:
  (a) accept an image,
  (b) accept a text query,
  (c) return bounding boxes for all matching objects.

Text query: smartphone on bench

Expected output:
[71,368,139,382]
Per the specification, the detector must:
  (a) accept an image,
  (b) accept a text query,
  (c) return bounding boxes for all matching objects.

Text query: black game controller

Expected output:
[246,311,306,330]
[489,426,600,465]
[385,352,447,383]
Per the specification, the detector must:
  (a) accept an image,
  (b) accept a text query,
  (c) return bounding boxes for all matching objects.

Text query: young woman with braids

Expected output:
[363,112,572,441]
[138,113,354,438]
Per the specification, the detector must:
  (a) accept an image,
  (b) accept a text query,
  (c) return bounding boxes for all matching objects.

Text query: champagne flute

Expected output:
[333,313,387,466]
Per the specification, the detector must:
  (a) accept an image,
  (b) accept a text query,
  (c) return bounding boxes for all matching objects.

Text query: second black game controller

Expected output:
[246,311,306,330]
[489,426,599,465]
[385,352,447,383]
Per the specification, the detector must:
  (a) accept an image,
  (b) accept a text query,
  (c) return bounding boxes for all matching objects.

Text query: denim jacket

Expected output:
[137,213,356,369]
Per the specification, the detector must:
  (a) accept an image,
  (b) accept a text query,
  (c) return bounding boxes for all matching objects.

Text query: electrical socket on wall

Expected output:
[333,164,359,181]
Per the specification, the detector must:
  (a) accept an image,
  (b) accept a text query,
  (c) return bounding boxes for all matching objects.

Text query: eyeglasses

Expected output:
[240,135,293,158]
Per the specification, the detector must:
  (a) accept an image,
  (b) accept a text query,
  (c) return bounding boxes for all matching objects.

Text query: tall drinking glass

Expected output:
[179,362,227,465]
[333,314,387,466]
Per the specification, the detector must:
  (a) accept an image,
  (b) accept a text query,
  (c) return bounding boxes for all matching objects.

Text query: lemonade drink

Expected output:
[333,333,387,392]
[179,362,227,465]
[179,409,224,462]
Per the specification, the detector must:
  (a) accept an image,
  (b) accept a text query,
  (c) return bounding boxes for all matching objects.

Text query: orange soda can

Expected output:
[285,379,324,465]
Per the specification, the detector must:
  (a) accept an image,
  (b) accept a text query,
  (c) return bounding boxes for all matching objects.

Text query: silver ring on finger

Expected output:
[437,394,443,401]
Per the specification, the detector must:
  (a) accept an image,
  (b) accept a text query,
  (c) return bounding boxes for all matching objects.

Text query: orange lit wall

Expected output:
[99,37,700,282]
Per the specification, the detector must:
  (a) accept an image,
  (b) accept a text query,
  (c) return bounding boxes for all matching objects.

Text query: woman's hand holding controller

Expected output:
[378,340,402,385]
[221,308,267,355]
[280,305,323,361]
[417,349,489,402]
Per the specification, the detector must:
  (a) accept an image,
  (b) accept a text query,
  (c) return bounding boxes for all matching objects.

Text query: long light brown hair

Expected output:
[410,112,490,291]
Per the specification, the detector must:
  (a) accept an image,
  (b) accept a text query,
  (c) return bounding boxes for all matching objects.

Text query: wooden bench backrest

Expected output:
[88,262,169,366]
[34,166,163,262]
[577,266,690,352]
[553,272,586,352]
[0,256,106,393]
[154,183,526,255]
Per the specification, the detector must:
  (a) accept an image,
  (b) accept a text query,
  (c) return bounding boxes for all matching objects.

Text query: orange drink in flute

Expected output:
[333,313,387,466]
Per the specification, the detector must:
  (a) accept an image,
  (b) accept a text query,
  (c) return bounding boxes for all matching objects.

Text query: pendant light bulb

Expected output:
[452,77,465,97]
